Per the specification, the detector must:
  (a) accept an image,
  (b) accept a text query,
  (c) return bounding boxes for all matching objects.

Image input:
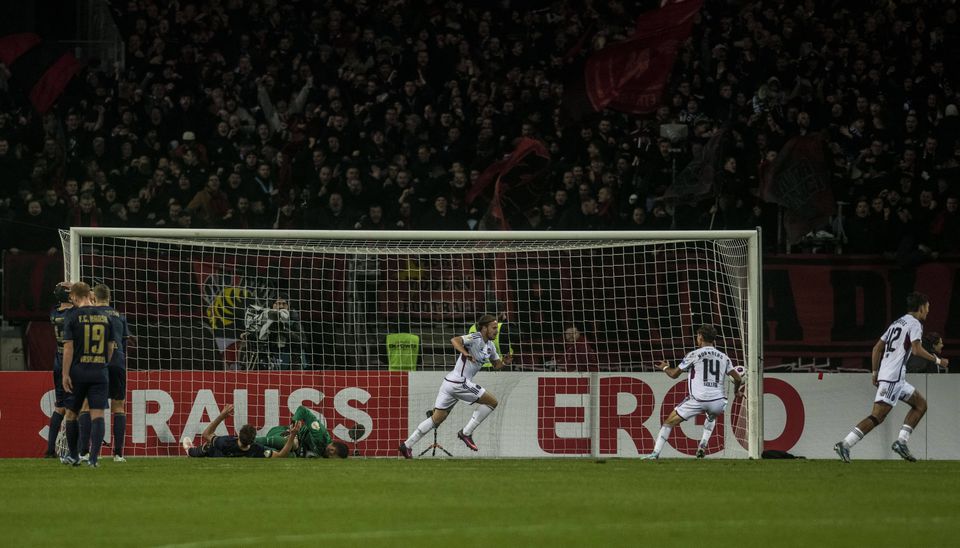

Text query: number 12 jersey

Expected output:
[878,314,923,383]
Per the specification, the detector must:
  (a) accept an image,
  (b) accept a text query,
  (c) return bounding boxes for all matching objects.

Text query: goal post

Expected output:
[61,227,763,459]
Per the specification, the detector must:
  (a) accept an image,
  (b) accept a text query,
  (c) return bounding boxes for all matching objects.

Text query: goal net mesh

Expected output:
[61,231,754,458]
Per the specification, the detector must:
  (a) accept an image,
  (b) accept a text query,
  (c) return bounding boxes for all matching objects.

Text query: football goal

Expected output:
[61,228,762,459]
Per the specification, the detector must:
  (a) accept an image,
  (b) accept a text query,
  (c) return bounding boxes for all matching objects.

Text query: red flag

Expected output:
[663,128,727,199]
[0,33,41,65]
[0,32,83,113]
[761,135,834,244]
[468,139,551,230]
[582,0,702,114]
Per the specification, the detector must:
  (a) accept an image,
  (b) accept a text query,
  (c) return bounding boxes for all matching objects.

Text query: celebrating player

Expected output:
[835,292,947,463]
[45,283,74,458]
[255,406,349,458]
[93,284,132,462]
[645,324,742,459]
[61,282,122,467]
[399,314,505,458]
[181,404,298,458]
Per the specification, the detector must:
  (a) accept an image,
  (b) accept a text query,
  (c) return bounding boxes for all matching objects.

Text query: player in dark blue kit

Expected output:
[61,282,123,467]
[93,284,131,462]
[181,404,298,459]
[46,283,74,459]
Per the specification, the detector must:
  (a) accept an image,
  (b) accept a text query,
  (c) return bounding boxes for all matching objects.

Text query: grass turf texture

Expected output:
[2,459,958,547]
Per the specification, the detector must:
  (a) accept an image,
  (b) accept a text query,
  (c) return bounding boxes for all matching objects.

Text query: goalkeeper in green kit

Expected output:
[256,406,349,458]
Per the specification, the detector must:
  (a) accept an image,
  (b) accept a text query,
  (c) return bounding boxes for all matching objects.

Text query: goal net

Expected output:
[61,228,762,459]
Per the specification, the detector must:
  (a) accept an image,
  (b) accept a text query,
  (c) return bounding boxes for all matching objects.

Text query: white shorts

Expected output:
[875,379,916,407]
[434,378,486,410]
[675,397,726,421]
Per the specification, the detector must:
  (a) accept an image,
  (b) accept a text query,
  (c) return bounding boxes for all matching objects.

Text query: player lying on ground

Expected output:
[181,404,298,458]
[645,324,743,460]
[255,405,349,458]
[400,314,505,458]
[835,292,948,463]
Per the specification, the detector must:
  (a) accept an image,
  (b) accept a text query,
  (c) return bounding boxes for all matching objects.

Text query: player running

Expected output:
[645,324,742,459]
[399,314,505,458]
[835,292,948,463]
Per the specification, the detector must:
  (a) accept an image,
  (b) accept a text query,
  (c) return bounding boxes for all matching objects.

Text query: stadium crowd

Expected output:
[1,0,959,257]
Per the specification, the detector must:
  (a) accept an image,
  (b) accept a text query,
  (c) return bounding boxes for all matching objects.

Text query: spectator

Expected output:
[40,189,68,228]
[553,325,599,373]
[906,333,947,374]
[559,197,600,230]
[7,199,60,255]
[419,195,465,230]
[844,199,883,254]
[187,175,232,227]
[355,204,388,230]
[68,193,102,228]
[931,196,960,253]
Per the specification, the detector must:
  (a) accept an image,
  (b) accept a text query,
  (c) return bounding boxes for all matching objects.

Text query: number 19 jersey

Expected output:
[878,314,923,382]
[677,346,734,402]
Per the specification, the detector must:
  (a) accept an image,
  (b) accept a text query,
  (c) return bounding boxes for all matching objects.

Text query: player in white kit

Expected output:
[835,292,948,462]
[645,325,743,459]
[399,315,506,458]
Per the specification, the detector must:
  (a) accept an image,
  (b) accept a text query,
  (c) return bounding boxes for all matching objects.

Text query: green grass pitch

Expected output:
[2,458,958,547]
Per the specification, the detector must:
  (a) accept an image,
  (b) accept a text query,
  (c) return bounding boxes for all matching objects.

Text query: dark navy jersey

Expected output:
[209,436,273,458]
[63,306,122,378]
[102,306,131,364]
[50,305,73,357]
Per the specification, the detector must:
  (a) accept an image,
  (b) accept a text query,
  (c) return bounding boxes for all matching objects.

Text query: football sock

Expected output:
[653,425,672,454]
[843,427,865,448]
[113,413,126,457]
[89,418,105,465]
[700,417,716,447]
[47,411,64,455]
[78,412,91,456]
[187,447,204,457]
[898,425,913,444]
[463,405,494,436]
[404,416,436,448]
[65,419,79,460]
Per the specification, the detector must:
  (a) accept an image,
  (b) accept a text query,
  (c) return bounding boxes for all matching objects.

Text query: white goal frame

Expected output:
[64,227,763,459]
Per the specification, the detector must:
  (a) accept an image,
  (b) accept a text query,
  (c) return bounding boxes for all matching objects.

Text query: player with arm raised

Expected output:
[399,314,505,458]
[93,284,132,462]
[645,324,742,460]
[256,405,349,458]
[835,292,947,463]
[61,282,120,467]
[45,283,74,459]
[180,404,298,458]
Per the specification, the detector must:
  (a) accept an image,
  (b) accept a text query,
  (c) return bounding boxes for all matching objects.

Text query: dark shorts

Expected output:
[108,364,126,401]
[66,369,109,412]
[52,368,67,408]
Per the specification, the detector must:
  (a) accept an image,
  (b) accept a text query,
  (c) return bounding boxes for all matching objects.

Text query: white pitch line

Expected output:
[152,515,953,548]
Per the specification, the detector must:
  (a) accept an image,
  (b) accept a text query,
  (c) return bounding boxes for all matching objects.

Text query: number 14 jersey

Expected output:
[879,314,923,382]
[678,346,734,402]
